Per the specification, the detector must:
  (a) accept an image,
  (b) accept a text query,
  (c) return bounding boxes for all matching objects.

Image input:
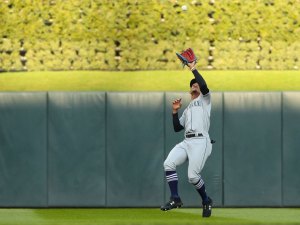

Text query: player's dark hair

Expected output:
[190,78,197,87]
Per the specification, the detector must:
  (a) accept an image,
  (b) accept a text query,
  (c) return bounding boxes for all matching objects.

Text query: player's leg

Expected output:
[161,142,188,211]
[186,138,212,217]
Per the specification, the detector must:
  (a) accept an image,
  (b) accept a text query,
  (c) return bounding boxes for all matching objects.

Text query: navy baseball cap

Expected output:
[190,78,197,87]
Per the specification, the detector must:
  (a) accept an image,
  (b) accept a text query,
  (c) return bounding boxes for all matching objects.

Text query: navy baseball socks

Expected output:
[161,171,183,211]
[194,178,213,217]
[161,172,212,217]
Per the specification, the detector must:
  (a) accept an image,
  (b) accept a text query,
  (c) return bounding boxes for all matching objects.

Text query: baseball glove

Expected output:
[176,48,197,67]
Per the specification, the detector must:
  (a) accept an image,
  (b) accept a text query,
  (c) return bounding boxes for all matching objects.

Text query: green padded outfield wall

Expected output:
[282,92,300,206]
[205,92,223,206]
[0,93,47,207]
[223,92,282,206]
[0,91,300,207]
[48,92,106,207]
[106,92,165,207]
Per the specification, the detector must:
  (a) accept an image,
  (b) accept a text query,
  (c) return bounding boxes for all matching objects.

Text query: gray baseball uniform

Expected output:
[161,56,213,217]
[164,92,212,184]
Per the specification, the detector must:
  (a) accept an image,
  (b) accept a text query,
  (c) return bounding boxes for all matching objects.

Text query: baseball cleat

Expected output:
[160,197,183,211]
[202,197,213,217]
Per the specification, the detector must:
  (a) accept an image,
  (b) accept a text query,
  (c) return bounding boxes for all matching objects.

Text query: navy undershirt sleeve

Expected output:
[172,113,184,132]
[192,69,209,95]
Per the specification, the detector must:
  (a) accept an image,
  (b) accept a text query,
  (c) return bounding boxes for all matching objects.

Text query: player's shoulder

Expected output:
[201,92,211,104]
[201,91,211,99]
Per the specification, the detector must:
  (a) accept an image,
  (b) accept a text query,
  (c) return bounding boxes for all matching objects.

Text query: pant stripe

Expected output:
[199,138,208,172]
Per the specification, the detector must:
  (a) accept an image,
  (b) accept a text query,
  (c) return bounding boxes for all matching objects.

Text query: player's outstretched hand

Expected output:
[172,98,182,114]
[187,61,196,71]
[176,48,197,67]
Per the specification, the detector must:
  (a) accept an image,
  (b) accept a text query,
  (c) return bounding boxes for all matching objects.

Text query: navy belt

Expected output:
[185,133,203,138]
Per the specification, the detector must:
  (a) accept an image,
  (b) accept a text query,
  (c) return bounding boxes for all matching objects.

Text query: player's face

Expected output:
[190,83,200,99]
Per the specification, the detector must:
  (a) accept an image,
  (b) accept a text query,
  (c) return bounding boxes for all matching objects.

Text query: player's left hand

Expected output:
[176,48,197,67]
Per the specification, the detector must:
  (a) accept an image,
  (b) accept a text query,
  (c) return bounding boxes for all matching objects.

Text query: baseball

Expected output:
[181,5,188,11]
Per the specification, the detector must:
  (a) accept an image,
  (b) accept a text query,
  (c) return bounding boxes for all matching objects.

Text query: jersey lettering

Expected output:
[179,94,211,138]
[188,100,202,108]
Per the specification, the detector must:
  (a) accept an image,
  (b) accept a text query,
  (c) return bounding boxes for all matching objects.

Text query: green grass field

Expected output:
[0,208,299,225]
[0,70,300,91]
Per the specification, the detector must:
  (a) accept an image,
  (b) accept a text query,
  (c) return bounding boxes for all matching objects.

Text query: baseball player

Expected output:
[161,49,213,217]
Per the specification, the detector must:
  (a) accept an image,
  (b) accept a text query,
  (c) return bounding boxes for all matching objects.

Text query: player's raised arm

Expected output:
[188,61,209,96]
[176,48,209,96]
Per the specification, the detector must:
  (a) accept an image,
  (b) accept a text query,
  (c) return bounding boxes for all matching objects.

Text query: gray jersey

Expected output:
[179,93,211,138]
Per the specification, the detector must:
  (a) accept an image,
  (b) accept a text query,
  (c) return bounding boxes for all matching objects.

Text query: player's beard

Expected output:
[190,89,200,99]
